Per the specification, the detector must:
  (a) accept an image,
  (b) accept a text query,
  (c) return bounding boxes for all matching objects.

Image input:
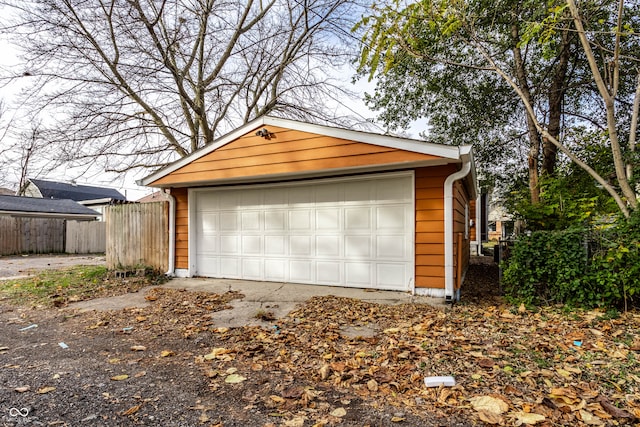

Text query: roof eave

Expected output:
[0,211,101,219]
[138,116,471,187]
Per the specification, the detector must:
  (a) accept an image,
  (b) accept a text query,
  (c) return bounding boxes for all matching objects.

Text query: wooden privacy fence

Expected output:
[105,202,169,272]
[0,217,106,256]
[0,216,66,255]
[66,221,106,254]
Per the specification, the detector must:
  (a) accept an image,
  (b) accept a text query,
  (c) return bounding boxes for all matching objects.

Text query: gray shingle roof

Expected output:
[0,195,101,217]
[29,178,126,201]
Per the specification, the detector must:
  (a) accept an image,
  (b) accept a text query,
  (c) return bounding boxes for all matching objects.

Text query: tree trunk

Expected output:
[544,25,572,176]
[512,24,540,204]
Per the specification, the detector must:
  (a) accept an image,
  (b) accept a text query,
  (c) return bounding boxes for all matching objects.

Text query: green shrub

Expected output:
[502,228,589,306]
[502,214,640,309]
[586,213,640,309]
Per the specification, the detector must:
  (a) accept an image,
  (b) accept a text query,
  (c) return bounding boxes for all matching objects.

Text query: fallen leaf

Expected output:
[330,407,347,417]
[130,345,146,351]
[14,386,30,393]
[367,379,379,392]
[224,373,246,384]
[111,374,129,381]
[204,347,231,360]
[284,417,306,427]
[470,396,509,415]
[596,396,635,419]
[134,371,146,378]
[122,405,140,416]
[37,386,56,394]
[391,416,405,422]
[579,409,605,426]
[160,350,174,357]
[319,364,330,380]
[270,395,285,403]
[513,411,546,425]
[477,410,503,424]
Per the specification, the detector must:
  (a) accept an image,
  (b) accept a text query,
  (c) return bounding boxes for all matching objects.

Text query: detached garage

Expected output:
[139,116,477,301]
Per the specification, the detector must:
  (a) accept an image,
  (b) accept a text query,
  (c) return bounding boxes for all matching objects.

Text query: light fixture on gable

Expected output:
[255,128,273,140]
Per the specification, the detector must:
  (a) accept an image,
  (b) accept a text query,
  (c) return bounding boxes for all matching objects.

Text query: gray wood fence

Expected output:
[0,216,106,256]
[66,221,106,254]
[0,216,66,255]
[105,202,168,271]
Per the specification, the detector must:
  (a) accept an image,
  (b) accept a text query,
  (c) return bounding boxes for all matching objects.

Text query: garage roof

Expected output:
[0,195,101,219]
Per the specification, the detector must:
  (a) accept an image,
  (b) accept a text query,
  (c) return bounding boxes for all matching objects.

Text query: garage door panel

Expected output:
[345,235,371,257]
[194,174,413,290]
[316,261,341,284]
[242,259,262,279]
[377,177,412,201]
[218,257,239,277]
[345,207,371,230]
[197,257,218,276]
[242,235,261,254]
[265,235,286,255]
[376,206,406,229]
[220,212,238,231]
[290,260,313,282]
[220,235,238,254]
[377,235,407,259]
[265,259,286,281]
[198,212,218,233]
[265,211,286,230]
[316,209,339,230]
[344,180,372,202]
[377,264,406,288]
[345,262,372,285]
[290,210,312,230]
[289,187,313,205]
[316,235,340,257]
[241,190,262,207]
[316,183,341,204]
[241,211,260,230]
[290,235,312,256]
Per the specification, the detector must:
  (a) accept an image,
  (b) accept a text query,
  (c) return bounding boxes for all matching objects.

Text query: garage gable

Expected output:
[143,117,458,188]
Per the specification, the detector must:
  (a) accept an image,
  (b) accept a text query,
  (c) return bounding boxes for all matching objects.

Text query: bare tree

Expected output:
[0,122,65,193]
[0,0,363,173]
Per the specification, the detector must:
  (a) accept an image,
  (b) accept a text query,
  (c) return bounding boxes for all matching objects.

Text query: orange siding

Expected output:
[171,187,189,269]
[151,126,439,186]
[452,181,471,291]
[414,165,457,289]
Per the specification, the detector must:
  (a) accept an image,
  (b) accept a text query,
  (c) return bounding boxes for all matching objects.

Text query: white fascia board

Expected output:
[139,115,472,187]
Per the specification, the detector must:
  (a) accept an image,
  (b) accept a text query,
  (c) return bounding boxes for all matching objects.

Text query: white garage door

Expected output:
[192,173,414,290]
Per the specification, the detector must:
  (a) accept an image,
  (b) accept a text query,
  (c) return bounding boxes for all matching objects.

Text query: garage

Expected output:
[140,116,477,299]
[191,173,414,291]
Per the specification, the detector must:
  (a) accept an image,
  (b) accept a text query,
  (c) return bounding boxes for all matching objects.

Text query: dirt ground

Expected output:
[0,254,106,279]
[0,259,487,427]
[1,259,638,427]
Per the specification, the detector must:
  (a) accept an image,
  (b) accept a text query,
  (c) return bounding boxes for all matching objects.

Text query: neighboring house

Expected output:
[488,204,513,241]
[0,195,101,220]
[139,116,478,301]
[23,178,127,220]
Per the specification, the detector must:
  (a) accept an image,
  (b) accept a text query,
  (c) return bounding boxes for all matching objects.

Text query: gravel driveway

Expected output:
[0,254,106,279]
